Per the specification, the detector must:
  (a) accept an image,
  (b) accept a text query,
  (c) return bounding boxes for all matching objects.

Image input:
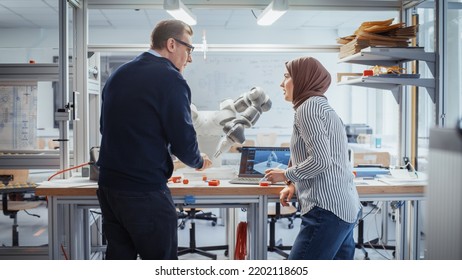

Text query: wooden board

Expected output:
[0,169,29,184]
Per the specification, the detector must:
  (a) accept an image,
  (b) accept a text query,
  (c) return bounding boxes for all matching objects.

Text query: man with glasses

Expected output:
[97,19,212,260]
[173,37,194,56]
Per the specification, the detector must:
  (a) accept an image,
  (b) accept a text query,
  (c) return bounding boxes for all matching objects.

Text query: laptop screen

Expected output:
[238,146,291,178]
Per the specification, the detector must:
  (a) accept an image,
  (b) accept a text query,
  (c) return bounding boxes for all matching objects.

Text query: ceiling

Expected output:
[0,0,417,32]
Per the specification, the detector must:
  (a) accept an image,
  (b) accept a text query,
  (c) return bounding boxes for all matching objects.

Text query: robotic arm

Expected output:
[216,86,272,158]
[191,86,272,161]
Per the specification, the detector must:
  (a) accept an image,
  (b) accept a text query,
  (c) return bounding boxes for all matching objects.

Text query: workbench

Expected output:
[35,177,425,260]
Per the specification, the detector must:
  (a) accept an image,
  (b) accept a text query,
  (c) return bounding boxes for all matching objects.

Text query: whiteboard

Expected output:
[183,52,338,132]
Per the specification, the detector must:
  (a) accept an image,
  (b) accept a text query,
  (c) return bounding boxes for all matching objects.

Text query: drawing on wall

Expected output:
[0,84,38,149]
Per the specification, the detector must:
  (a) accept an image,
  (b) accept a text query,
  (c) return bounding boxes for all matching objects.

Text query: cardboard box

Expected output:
[354,152,390,167]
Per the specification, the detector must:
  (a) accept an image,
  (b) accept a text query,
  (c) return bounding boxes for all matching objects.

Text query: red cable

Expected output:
[60,243,69,260]
[48,162,91,260]
[47,162,91,181]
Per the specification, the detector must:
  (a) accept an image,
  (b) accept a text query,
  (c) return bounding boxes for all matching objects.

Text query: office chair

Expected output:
[177,206,228,259]
[2,193,42,246]
[1,170,42,246]
[267,202,298,259]
[355,205,395,260]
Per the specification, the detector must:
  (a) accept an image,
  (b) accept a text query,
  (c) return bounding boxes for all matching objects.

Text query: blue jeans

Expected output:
[97,184,178,260]
[288,206,359,260]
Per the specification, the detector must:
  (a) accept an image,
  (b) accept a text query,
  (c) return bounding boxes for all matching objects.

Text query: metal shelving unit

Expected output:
[337,47,436,104]
[0,150,61,169]
[0,64,69,170]
[0,63,70,82]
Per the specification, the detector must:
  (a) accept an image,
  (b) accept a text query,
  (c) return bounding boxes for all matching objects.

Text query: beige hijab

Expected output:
[285,57,331,110]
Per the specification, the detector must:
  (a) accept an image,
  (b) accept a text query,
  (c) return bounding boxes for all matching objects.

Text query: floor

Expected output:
[0,201,397,260]
[176,204,397,260]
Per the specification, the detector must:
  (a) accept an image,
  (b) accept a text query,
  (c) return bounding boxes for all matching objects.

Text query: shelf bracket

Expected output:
[424,87,436,104]
[390,88,401,104]
[425,60,436,77]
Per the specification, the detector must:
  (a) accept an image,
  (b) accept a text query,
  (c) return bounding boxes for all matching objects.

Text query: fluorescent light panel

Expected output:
[257,0,288,26]
[164,0,197,26]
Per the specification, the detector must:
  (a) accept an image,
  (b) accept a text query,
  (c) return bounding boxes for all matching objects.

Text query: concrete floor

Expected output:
[0,202,396,260]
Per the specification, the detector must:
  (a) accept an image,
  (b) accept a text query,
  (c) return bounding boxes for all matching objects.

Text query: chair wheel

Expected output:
[211,221,217,226]
[288,224,294,229]
[179,225,185,230]
[224,250,228,257]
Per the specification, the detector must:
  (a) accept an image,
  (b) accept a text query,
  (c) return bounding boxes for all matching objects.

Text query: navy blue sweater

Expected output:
[97,52,203,191]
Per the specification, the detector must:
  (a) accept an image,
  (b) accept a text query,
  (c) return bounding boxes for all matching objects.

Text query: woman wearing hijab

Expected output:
[265,57,361,260]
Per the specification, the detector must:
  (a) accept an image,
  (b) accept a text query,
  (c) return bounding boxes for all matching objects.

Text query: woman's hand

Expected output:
[280,183,295,207]
[264,168,287,183]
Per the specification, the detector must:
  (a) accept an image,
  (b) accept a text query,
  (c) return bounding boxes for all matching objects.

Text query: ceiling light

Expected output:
[257,0,288,26]
[164,0,197,26]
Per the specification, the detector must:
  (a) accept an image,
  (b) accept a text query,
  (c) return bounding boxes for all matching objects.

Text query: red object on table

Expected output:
[208,180,220,186]
[259,181,270,187]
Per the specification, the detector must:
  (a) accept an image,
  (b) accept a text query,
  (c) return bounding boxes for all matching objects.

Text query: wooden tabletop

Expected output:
[35,180,425,198]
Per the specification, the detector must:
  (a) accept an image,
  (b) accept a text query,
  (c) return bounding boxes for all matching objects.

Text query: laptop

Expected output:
[229,146,291,185]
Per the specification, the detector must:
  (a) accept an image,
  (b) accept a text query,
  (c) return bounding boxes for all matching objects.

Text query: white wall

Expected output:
[0,28,59,63]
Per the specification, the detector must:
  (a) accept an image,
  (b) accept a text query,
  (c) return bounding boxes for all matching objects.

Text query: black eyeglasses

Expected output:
[173,38,194,55]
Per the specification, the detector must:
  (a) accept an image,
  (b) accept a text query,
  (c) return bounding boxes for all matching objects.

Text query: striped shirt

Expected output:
[285,96,361,223]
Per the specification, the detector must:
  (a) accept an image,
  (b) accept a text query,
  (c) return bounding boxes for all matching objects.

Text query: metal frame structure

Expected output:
[37,180,426,260]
